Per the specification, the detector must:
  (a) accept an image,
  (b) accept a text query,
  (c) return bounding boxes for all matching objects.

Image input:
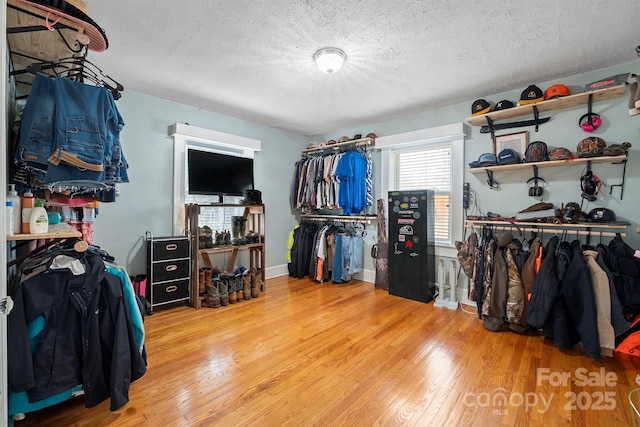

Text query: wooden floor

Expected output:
[14,276,640,426]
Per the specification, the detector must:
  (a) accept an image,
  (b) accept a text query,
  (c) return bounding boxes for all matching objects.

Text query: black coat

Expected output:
[527,236,560,329]
[8,250,146,410]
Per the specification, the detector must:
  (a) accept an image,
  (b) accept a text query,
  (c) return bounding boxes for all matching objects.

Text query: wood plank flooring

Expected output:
[14,276,640,426]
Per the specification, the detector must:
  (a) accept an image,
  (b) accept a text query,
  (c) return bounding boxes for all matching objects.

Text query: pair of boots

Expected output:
[250,267,263,298]
[198,267,213,294]
[627,74,640,116]
[198,226,214,249]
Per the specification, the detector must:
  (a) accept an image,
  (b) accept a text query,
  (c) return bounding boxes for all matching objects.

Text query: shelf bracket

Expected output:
[485,170,499,189]
[532,105,540,132]
[485,116,495,140]
[609,158,627,200]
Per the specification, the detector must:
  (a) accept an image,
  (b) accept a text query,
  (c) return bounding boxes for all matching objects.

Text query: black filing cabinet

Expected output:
[145,232,190,314]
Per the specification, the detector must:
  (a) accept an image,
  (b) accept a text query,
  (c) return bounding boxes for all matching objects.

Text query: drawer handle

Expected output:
[165,285,178,293]
[165,244,178,251]
[165,264,178,272]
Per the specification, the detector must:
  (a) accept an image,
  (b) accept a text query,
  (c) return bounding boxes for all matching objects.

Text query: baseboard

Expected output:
[266,264,289,279]
[266,264,375,284]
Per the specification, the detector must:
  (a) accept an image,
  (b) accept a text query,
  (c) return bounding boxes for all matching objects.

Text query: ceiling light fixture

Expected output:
[314,47,346,74]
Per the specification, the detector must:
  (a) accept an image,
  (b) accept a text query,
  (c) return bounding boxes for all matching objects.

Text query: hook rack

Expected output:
[465,219,628,238]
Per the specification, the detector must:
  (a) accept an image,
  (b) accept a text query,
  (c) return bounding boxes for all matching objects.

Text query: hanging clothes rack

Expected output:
[465,219,627,238]
[301,214,377,225]
[301,136,375,157]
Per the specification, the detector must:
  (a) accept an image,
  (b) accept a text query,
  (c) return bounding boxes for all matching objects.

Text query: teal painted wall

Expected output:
[92,91,306,275]
[95,62,640,278]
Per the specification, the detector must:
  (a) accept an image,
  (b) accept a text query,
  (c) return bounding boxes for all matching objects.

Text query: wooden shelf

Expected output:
[465,85,626,126]
[6,222,82,241]
[466,154,627,173]
[199,243,264,254]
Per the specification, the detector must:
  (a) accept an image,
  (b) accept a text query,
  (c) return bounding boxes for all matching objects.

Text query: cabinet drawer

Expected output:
[151,238,190,261]
[151,279,189,304]
[152,258,190,282]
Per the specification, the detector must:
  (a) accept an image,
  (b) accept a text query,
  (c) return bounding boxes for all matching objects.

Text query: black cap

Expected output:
[493,100,515,111]
[519,85,544,105]
[471,99,491,116]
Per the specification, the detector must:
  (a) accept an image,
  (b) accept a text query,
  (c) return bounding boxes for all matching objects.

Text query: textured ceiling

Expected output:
[81,0,640,136]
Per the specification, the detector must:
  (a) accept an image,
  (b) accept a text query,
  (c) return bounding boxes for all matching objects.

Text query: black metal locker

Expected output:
[387,190,436,303]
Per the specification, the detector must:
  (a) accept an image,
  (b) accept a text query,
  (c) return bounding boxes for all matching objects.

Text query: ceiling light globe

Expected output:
[314,48,346,74]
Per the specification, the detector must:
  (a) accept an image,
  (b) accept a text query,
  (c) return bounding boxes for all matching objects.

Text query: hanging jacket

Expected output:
[518,237,540,329]
[484,233,511,332]
[481,237,496,318]
[527,236,560,329]
[561,241,600,358]
[505,240,526,332]
[606,234,640,316]
[584,250,615,356]
[595,245,630,337]
[8,251,146,410]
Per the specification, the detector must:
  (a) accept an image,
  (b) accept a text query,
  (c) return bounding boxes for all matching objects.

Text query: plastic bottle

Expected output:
[7,184,21,234]
[29,199,48,234]
[21,189,34,234]
[6,201,14,236]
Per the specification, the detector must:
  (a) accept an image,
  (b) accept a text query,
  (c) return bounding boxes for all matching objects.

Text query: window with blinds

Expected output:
[391,145,452,243]
[192,196,244,232]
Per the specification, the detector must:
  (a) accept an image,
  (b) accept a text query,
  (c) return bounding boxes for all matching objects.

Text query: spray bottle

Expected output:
[7,184,21,234]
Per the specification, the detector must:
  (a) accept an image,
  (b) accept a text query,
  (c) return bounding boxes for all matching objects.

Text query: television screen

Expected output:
[187,149,254,196]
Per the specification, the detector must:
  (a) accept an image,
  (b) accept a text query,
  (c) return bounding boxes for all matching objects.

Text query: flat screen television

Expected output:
[187,148,254,196]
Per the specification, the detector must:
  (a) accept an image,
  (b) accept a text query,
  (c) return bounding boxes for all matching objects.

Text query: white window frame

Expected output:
[169,123,261,235]
[376,123,468,258]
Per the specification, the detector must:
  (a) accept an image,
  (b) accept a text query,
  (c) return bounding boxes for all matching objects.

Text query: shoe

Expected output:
[203,226,214,248]
[206,281,221,308]
[198,268,206,294]
[242,269,252,300]
[234,274,244,301]
[215,231,224,246]
[203,267,213,291]
[218,279,229,306]
[224,231,231,246]
[628,80,640,116]
[250,267,262,298]
[225,273,237,304]
[198,227,207,249]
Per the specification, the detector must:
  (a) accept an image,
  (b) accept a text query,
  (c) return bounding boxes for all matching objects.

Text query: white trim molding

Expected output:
[168,123,262,234]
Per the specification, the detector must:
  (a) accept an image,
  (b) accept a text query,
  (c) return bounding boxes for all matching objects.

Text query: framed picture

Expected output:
[493,131,529,160]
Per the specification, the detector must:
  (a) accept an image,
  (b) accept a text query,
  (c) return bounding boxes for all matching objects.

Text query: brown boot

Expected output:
[251,267,262,298]
[206,281,221,308]
[203,267,213,292]
[198,268,206,294]
[243,270,251,300]
[226,273,237,304]
[218,278,229,306]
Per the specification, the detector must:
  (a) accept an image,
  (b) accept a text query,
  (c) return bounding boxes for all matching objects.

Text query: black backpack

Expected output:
[606,234,640,316]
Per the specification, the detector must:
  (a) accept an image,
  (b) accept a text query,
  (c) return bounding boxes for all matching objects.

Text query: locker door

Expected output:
[388,190,436,303]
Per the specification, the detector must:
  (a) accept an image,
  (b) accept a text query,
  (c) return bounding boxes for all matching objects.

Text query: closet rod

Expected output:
[301,137,375,156]
[464,224,625,238]
[301,214,377,225]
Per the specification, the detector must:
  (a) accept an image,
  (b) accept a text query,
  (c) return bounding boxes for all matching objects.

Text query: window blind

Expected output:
[391,145,452,242]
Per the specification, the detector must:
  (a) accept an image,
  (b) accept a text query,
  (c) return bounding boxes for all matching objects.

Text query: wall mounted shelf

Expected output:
[465,85,626,126]
[465,219,629,238]
[466,154,627,173]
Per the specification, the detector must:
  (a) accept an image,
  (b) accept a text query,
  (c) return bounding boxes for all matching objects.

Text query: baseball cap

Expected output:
[548,147,573,160]
[478,153,498,167]
[493,100,515,111]
[544,84,571,100]
[471,99,491,116]
[524,141,548,162]
[497,149,520,165]
[519,85,544,105]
